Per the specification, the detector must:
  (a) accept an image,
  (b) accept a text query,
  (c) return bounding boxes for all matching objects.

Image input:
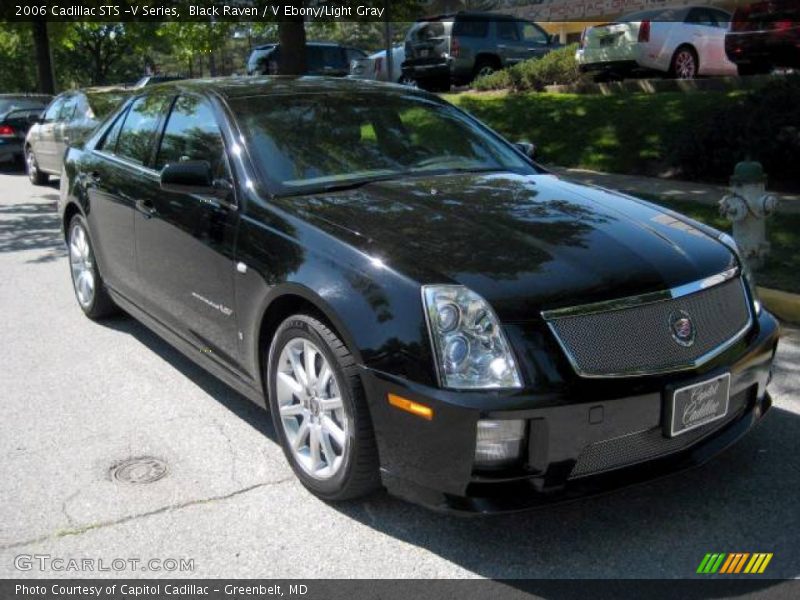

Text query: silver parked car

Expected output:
[578,5,737,79]
[350,45,407,83]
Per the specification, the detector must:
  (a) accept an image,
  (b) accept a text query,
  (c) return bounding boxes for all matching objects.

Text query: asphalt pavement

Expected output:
[0,164,798,580]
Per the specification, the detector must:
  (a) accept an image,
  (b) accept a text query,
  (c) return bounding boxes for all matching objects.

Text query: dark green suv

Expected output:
[402,12,560,90]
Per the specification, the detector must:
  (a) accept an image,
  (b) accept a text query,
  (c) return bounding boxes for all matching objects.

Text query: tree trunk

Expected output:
[32,20,55,94]
[383,3,393,83]
[278,17,307,75]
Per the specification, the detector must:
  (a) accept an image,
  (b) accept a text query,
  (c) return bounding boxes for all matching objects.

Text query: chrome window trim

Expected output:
[541,269,753,379]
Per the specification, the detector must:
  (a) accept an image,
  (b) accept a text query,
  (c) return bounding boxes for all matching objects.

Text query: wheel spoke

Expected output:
[319,396,343,412]
[279,402,304,417]
[304,341,317,386]
[321,415,345,447]
[319,428,337,466]
[309,424,322,468]
[316,364,331,394]
[277,371,303,398]
[287,347,308,387]
[292,419,310,451]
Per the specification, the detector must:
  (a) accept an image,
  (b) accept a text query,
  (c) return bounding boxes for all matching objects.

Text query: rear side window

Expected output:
[114,95,168,166]
[496,21,520,41]
[453,19,488,38]
[155,95,228,180]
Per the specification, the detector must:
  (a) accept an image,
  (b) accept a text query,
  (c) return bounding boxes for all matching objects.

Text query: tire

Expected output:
[473,57,499,80]
[267,314,380,501]
[67,215,118,319]
[670,46,699,79]
[737,63,771,77]
[417,77,450,93]
[25,146,48,186]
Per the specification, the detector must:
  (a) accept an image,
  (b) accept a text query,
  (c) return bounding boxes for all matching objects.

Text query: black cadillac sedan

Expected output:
[59,77,779,513]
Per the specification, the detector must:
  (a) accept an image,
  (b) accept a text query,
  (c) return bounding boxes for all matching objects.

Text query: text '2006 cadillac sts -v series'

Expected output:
[58,77,779,513]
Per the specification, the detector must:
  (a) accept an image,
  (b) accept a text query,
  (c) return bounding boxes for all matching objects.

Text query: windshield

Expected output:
[231,92,536,195]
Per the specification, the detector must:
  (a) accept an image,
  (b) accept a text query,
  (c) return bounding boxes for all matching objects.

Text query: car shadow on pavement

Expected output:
[331,404,800,580]
[0,195,67,263]
[97,314,276,441]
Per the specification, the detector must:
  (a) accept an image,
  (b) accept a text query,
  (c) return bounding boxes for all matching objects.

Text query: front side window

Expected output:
[155,95,228,180]
[58,96,79,122]
[232,93,537,195]
[521,22,548,44]
[115,95,168,165]
[43,97,66,123]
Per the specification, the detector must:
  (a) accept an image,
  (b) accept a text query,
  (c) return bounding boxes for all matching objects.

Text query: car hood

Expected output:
[274,172,736,321]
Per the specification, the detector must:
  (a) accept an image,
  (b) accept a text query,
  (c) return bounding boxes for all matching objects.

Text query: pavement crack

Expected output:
[0,477,293,551]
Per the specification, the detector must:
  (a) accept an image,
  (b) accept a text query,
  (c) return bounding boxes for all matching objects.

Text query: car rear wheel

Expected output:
[68,215,118,319]
[670,46,698,79]
[473,57,499,80]
[26,147,48,186]
[267,314,380,501]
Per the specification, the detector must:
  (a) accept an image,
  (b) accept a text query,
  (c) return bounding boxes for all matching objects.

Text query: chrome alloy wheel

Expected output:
[26,149,38,182]
[69,223,95,308]
[674,50,697,79]
[276,338,348,480]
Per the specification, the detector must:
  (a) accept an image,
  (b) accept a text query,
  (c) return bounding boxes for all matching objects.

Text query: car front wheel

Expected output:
[267,314,380,501]
[26,146,48,185]
[67,215,117,319]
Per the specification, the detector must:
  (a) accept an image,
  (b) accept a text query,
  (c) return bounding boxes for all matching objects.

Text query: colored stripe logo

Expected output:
[697,553,773,574]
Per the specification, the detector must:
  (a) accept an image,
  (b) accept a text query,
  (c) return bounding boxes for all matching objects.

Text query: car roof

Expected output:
[132,76,426,100]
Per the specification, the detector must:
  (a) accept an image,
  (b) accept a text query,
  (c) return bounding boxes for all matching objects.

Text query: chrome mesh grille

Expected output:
[569,388,750,479]
[546,278,751,377]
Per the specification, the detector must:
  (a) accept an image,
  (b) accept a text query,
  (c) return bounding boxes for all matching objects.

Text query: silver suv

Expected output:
[402,12,560,90]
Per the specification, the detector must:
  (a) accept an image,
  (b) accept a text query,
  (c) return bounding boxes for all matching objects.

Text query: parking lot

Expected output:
[0,165,798,580]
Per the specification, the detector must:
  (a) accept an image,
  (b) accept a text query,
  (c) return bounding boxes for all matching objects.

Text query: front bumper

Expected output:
[360,309,779,514]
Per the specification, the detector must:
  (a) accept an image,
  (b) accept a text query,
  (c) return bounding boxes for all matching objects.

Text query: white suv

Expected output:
[578,5,737,79]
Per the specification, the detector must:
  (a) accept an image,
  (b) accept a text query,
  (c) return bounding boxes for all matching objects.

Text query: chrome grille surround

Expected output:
[541,268,753,378]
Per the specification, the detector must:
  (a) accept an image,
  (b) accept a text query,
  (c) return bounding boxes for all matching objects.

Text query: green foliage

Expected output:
[473,44,587,92]
[0,23,37,92]
[667,76,800,186]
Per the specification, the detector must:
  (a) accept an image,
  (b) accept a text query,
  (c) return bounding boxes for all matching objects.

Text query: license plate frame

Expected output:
[667,373,731,437]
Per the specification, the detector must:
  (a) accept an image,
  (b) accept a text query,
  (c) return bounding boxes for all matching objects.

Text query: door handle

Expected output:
[135,198,157,219]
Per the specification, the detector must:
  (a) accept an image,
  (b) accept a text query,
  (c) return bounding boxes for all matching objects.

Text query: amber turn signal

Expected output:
[387,393,433,420]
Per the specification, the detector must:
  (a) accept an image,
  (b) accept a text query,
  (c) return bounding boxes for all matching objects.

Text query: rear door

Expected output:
[135,94,240,366]
[496,20,527,65]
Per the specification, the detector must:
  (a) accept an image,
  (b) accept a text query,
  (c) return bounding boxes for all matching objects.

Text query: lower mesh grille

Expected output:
[545,277,751,377]
[569,388,750,479]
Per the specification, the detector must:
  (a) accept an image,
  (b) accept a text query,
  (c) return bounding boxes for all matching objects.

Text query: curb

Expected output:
[758,287,800,325]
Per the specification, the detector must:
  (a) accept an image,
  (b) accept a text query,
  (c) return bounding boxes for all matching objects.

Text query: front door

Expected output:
[135,94,240,367]
[34,96,65,173]
[86,94,170,300]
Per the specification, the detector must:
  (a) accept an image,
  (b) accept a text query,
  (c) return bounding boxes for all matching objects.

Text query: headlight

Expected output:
[422,285,522,389]
[718,233,762,315]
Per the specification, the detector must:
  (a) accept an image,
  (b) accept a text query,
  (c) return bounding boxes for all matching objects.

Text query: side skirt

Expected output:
[107,288,267,409]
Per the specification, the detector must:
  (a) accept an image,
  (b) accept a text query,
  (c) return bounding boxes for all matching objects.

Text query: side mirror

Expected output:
[160,160,231,200]
[515,141,537,160]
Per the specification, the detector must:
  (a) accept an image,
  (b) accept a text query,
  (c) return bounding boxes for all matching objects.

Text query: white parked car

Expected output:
[350,45,407,83]
[578,5,738,79]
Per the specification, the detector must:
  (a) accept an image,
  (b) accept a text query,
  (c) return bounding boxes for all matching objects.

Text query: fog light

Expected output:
[474,419,525,468]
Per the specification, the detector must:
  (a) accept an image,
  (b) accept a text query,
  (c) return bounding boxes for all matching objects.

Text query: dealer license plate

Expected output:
[669,373,730,437]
